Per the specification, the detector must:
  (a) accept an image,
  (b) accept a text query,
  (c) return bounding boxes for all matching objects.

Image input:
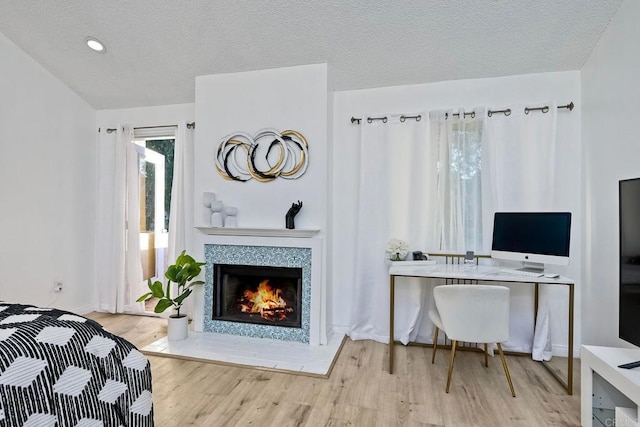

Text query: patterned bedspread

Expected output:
[0,303,153,426]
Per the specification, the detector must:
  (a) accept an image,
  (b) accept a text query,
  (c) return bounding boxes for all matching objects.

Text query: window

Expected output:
[134,134,175,301]
[140,139,174,232]
[436,115,484,252]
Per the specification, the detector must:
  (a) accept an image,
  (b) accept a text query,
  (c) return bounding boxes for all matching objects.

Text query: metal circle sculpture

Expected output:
[215,129,309,182]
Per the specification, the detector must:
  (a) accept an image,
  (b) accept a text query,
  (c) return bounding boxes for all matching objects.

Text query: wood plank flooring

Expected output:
[87,312,581,426]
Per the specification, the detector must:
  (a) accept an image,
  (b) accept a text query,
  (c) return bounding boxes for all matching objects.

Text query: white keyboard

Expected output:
[498,268,543,277]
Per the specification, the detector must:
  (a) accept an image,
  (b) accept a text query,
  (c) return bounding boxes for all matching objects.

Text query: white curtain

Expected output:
[349,114,439,344]
[96,125,145,313]
[348,105,560,357]
[482,103,558,218]
[167,121,195,316]
[168,121,194,263]
[483,103,558,360]
[431,108,485,252]
[124,130,145,314]
[398,108,486,345]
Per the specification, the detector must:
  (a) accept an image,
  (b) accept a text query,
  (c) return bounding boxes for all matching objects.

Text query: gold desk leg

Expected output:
[568,283,574,395]
[497,343,516,397]
[432,327,439,364]
[446,340,458,393]
[389,274,395,374]
[534,283,539,327]
[484,343,488,368]
[538,282,574,396]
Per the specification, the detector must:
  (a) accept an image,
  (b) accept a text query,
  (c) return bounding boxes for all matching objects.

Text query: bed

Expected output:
[0,303,153,426]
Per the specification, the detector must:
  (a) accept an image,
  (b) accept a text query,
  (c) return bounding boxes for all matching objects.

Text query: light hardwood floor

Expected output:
[87,313,581,426]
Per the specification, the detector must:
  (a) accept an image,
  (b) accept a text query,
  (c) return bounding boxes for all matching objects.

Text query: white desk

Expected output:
[388,264,576,394]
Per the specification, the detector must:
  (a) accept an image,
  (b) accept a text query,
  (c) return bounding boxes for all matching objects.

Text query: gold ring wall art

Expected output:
[215,129,309,182]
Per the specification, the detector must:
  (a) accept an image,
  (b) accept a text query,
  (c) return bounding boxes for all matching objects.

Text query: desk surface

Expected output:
[389,263,575,285]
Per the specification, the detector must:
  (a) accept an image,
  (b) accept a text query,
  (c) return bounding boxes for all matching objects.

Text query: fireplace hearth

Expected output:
[213,264,302,328]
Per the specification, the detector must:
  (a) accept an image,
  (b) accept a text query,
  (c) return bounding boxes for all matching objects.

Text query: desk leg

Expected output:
[580,361,593,425]
[534,283,539,328]
[538,282,574,396]
[389,275,395,374]
[568,283,574,395]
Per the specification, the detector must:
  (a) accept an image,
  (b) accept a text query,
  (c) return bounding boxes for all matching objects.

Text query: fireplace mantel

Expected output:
[196,227,320,238]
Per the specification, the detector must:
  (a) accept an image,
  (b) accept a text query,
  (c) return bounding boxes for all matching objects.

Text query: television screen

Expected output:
[491,212,571,266]
[619,178,640,347]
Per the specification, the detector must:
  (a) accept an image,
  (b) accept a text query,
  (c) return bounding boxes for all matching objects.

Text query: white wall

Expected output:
[0,32,96,313]
[331,71,582,354]
[192,64,329,338]
[194,64,328,230]
[582,0,640,347]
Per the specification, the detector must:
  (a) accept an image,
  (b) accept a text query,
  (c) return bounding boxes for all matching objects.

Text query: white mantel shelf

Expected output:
[195,227,320,238]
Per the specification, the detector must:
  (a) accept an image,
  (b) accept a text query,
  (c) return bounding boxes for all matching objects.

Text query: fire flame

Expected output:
[238,280,293,321]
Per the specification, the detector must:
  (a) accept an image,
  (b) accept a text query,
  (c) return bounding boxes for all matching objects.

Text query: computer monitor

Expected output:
[491,212,571,271]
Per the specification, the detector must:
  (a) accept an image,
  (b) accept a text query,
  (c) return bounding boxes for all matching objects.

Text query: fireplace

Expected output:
[213,264,302,328]
[202,243,312,343]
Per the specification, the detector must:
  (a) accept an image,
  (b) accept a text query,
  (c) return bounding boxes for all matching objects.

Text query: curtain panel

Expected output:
[167,121,195,317]
[96,125,145,314]
[483,103,558,360]
[349,114,439,344]
[430,108,485,252]
[168,121,194,264]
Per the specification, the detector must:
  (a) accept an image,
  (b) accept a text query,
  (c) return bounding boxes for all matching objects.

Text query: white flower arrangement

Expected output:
[386,238,409,261]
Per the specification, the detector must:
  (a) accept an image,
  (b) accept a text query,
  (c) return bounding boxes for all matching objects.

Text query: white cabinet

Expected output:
[582,345,640,426]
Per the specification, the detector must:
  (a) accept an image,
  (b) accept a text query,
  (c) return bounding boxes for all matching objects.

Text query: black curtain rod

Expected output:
[134,124,177,130]
[98,122,195,133]
[350,102,574,125]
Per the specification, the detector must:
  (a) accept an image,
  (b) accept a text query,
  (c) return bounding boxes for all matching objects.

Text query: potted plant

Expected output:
[137,250,205,340]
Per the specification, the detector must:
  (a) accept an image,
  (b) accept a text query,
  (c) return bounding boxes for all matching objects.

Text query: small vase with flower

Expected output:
[386,238,409,262]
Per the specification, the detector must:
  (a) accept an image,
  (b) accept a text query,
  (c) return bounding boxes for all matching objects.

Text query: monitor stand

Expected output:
[518,261,544,273]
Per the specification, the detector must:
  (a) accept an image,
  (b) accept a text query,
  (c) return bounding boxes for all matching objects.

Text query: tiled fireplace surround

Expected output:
[193,231,326,346]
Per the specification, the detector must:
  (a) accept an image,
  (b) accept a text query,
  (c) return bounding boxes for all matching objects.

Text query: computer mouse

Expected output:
[544,273,560,278]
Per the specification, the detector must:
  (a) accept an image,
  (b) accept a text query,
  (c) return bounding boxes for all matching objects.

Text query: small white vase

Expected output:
[390,253,407,261]
[167,315,189,341]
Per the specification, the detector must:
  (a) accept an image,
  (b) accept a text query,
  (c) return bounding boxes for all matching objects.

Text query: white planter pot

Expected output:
[167,315,189,341]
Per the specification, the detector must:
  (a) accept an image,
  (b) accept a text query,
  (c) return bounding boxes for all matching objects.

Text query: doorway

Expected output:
[135,138,175,313]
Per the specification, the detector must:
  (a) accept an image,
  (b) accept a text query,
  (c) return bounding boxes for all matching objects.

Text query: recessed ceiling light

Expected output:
[86,37,106,53]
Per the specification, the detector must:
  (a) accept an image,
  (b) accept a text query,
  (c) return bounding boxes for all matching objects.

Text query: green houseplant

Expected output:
[137,250,205,319]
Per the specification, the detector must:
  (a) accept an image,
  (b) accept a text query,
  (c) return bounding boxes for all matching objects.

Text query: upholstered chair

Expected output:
[428,284,515,397]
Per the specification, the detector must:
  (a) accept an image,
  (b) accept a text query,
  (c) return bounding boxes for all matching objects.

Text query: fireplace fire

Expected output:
[238,280,293,321]
[213,264,302,328]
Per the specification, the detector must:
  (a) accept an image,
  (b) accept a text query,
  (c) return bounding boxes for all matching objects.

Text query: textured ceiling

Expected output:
[0,0,623,109]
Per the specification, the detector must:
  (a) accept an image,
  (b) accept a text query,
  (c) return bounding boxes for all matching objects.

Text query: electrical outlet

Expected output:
[53,281,63,293]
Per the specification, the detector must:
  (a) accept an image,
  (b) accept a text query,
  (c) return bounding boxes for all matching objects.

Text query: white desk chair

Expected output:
[428,284,516,397]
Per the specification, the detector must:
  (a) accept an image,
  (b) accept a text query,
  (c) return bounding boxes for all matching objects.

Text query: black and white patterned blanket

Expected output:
[0,303,153,426]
